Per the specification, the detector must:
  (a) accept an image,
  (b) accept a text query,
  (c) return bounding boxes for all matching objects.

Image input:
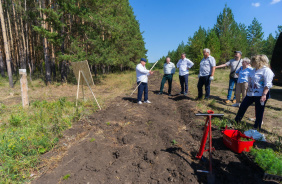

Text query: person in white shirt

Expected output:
[176,53,194,95]
[232,57,253,107]
[216,51,243,104]
[136,58,153,104]
[158,57,176,96]
[235,55,275,131]
[196,48,216,100]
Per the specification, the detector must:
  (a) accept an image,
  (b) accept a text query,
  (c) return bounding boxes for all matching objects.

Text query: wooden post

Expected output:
[19,69,29,107]
[82,79,85,101]
[76,70,81,107]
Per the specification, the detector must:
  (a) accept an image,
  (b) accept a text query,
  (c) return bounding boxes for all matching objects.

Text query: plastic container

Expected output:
[222,129,255,153]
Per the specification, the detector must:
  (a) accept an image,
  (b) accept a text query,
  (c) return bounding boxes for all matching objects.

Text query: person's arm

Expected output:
[172,63,176,74]
[176,60,180,68]
[260,87,269,102]
[215,63,227,69]
[136,64,149,74]
[261,69,274,102]
[211,66,215,76]
[187,59,194,69]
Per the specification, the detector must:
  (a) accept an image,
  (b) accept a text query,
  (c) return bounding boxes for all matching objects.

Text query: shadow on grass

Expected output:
[270,88,282,102]
[122,97,137,103]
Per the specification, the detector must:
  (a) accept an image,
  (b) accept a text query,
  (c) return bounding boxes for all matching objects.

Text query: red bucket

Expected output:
[222,129,255,153]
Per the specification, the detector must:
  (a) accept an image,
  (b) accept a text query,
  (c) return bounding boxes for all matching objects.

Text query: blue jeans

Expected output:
[197,75,211,98]
[235,93,269,130]
[179,74,188,93]
[227,78,238,100]
[137,82,148,102]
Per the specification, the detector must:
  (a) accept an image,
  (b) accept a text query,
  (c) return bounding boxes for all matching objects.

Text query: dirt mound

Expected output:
[33,71,274,184]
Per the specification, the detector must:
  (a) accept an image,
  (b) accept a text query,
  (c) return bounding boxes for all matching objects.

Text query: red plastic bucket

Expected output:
[222,129,255,153]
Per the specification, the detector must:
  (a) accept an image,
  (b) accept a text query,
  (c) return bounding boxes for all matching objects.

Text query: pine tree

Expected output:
[247,18,264,56]
[187,26,206,70]
[232,23,248,58]
[206,29,220,63]
[262,33,276,61]
[215,4,236,63]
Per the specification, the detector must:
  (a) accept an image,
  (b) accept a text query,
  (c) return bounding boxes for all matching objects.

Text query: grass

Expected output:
[0,98,97,183]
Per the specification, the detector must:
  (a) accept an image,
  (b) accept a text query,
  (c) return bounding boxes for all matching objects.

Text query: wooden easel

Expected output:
[76,70,101,110]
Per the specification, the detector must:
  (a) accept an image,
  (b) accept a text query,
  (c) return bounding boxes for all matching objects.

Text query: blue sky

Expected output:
[128,0,282,63]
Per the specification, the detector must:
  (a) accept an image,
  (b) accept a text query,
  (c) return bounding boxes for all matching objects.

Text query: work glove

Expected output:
[209,76,214,81]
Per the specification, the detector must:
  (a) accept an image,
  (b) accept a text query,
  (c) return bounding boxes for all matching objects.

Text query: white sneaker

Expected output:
[232,103,240,107]
[137,101,142,104]
[144,100,151,104]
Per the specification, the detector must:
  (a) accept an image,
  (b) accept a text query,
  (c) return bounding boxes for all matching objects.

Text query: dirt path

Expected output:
[32,72,276,184]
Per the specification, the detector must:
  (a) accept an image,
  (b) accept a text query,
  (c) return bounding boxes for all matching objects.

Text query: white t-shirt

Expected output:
[136,63,150,83]
[247,66,275,96]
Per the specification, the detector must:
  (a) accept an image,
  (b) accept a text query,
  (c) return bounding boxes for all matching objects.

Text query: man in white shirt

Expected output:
[136,58,153,104]
[176,53,194,95]
[216,51,242,104]
[197,48,216,100]
[158,57,176,96]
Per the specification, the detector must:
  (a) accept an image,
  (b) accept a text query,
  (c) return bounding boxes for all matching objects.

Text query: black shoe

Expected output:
[158,92,163,95]
[195,97,202,101]
[168,94,172,96]
[204,97,209,100]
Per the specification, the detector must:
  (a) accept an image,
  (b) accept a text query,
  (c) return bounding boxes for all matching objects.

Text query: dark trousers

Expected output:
[160,74,173,94]
[137,82,148,102]
[235,93,269,130]
[227,77,238,100]
[197,75,211,99]
[179,74,188,93]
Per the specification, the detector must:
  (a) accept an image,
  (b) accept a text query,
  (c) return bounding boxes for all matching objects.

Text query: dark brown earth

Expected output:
[32,71,277,184]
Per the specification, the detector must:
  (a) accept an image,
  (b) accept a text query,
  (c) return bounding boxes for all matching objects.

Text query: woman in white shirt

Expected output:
[235,55,275,131]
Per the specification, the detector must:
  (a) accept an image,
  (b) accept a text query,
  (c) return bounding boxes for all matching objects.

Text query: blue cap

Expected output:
[140,58,147,62]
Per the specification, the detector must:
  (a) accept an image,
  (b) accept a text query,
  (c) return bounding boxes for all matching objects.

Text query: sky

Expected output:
[128,0,282,63]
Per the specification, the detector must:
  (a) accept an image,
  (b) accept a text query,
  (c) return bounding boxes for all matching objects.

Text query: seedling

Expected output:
[106,122,110,126]
[171,139,177,145]
[63,174,71,180]
[239,137,253,142]
[90,138,95,142]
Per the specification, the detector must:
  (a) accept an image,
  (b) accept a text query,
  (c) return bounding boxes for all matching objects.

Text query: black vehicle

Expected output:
[271,32,282,86]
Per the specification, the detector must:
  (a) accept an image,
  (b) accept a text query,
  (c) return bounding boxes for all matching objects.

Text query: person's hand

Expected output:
[260,94,266,102]
[187,67,190,70]
[149,71,154,75]
[209,76,214,81]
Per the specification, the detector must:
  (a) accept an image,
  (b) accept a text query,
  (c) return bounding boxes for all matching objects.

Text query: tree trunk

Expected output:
[7,10,15,74]
[0,0,13,87]
[0,43,5,77]
[25,0,30,72]
[12,1,20,71]
[41,0,51,84]
[19,2,27,69]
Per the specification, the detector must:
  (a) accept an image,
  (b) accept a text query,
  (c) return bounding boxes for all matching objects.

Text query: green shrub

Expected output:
[250,148,282,176]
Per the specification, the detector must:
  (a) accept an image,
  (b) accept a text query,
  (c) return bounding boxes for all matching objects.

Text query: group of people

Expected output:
[135,49,275,131]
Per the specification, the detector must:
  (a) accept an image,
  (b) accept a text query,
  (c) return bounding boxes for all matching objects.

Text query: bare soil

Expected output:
[32,72,278,184]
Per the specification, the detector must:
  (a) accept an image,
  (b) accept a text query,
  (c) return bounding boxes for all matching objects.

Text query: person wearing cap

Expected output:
[235,55,274,131]
[158,57,176,96]
[136,58,153,104]
[196,48,216,100]
[215,51,243,104]
[176,53,194,95]
[232,57,253,107]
